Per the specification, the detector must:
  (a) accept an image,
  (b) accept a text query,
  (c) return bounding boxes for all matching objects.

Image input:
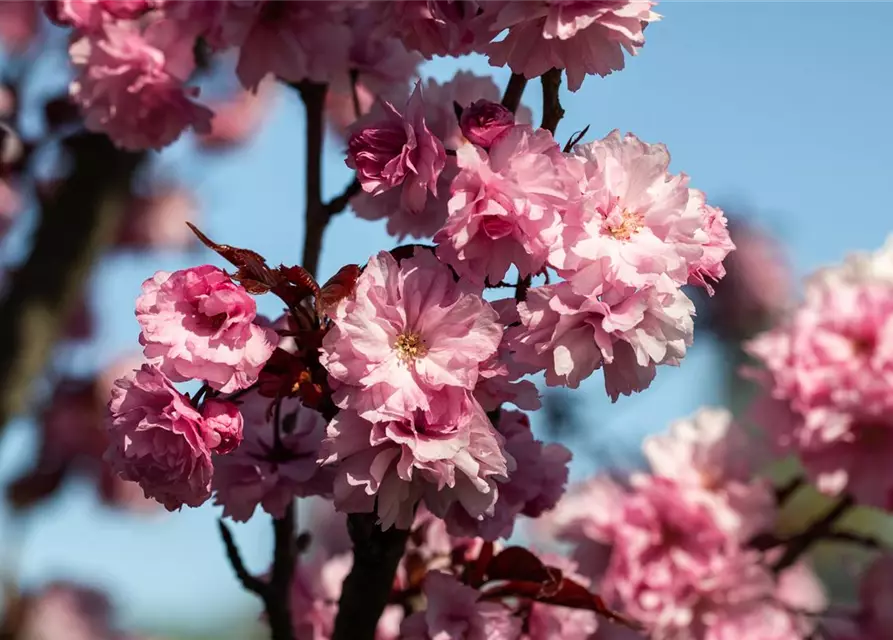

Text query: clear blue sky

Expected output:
[1,3,891,635]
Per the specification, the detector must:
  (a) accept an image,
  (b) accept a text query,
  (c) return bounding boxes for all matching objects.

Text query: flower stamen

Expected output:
[394,332,428,364]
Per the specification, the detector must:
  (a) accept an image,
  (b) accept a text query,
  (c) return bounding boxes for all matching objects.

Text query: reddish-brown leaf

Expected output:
[316,264,360,317]
[187,222,280,293]
[487,546,553,584]
[280,265,320,297]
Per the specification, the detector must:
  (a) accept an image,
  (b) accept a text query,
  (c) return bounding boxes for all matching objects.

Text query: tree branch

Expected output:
[332,513,410,640]
[501,73,528,114]
[772,496,854,573]
[540,68,565,135]
[219,520,268,596]
[268,502,297,640]
[0,133,143,438]
[295,81,329,277]
[323,178,361,217]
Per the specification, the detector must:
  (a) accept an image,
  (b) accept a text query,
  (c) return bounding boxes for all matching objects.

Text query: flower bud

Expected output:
[459,99,515,148]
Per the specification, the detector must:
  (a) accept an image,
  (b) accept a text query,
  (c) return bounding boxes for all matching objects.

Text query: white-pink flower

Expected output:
[212,393,333,522]
[435,124,578,285]
[319,249,503,422]
[322,391,510,530]
[401,571,522,640]
[347,83,446,219]
[509,276,694,400]
[136,265,278,393]
[485,1,661,91]
[106,365,217,510]
[69,19,212,150]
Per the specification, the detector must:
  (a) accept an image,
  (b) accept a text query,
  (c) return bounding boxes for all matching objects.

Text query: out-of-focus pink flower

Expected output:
[386,1,499,58]
[0,1,40,53]
[446,410,570,540]
[45,0,154,30]
[17,582,116,640]
[435,124,578,285]
[485,1,661,92]
[850,554,893,639]
[459,99,515,148]
[69,19,212,150]
[322,394,510,530]
[745,238,893,508]
[234,1,351,91]
[201,400,243,455]
[706,220,793,341]
[115,185,198,251]
[525,554,599,640]
[509,277,694,400]
[319,249,502,423]
[198,83,274,151]
[136,265,277,393]
[347,83,446,219]
[0,178,22,239]
[555,131,722,293]
[401,571,522,639]
[290,551,404,640]
[106,364,218,510]
[212,393,333,522]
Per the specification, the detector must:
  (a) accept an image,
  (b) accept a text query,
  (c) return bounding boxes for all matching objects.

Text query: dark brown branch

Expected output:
[295,81,329,278]
[268,501,297,640]
[563,125,591,153]
[775,475,804,504]
[323,178,361,217]
[501,73,528,114]
[0,133,143,438]
[332,513,410,640]
[540,68,565,134]
[824,530,884,550]
[219,520,268,596]
[772,496,854,573]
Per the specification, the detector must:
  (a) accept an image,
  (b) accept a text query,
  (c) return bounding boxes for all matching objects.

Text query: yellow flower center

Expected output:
[606,210,644,242]
[394,332,428,364]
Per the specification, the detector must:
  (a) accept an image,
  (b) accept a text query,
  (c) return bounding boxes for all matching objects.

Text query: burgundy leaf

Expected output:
[316,264,360,317]
[487,546,552,584]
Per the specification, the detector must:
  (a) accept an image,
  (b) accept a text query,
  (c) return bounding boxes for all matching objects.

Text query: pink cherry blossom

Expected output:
[106,364,217,510]
[212,393,333,522]
[45,0,153,30]
[0,177,22,239]
[136,265,277,393]
[401,571,522,640]
[745,238,893,507]
[435,124,578,285]
[446,410,570,540]
[555,130,713,291]
[347,83,446,219]
[851,554,893,639]
[17,582,116,640]
[319,249,502,422]
[459,99,516,148]
[485,1,661,92]
[201,400,243,455]
[115,185,198,250]
[0,1,40,53]
[322,392,510,530]
[69,19,213,150]
[386,1,499,59]
[525,554,599,640]
[686,192,735,295]
[233,1,351,91]
[509,276,694,400]
[198,84,274,151]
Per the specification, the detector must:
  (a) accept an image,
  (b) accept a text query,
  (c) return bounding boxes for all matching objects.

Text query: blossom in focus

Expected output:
[136,265,277,393]
[435,124,578,285]
[106,365,217,510]
[745,237,893,508]
[446,410,570,540]
[686,193,735,295]
[115,185,198,251]
[322,393,510,530]
[386,0,499,59]
[400,571,522,639]
[212,393,333,522]
[347,83,446,218]
[509,276,694,400]
[69,19,212,150]
[485,1,661,91]
[201,400,243,455]
[459,99,516,148]
[319,249,502,422]
[0,1,40,53]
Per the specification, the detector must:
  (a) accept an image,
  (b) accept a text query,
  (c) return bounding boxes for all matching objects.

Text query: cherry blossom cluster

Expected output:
[746,237,893,509]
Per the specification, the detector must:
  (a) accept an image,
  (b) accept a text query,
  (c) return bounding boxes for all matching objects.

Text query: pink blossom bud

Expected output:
[459,99,514,148]
[202,400,244,455]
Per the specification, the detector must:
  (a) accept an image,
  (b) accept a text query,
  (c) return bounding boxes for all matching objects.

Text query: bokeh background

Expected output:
[1,3,892,638]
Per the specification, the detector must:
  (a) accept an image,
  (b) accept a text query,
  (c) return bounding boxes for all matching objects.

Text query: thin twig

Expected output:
[501,73,528,114]
[294,81,329,277]
[323,178,361,217]
[563,125,591,153]
[775,475,804,504]
[824,530,885,550]
[772,496,854,573]
[349,68,362,120]
[218,520,268,596]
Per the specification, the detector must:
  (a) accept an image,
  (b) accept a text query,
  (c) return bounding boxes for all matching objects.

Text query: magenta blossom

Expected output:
[401,571,522,639]
[319,249,502,422]
[201,400,243,455]
[212,393,333,522]
[322,391,510,531]
[459,99,516,148]
[435,124,578,285]
[45,0,154,30]
[386,1,499,59]
[347,83,446,217]
[136,265,278,393]
[69,19,212,150]
[106,365,217,510]
[486,1,661,92]
[509,276,694,400]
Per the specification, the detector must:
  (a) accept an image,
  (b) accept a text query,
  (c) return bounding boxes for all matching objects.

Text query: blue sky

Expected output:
[1,3,892,635]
